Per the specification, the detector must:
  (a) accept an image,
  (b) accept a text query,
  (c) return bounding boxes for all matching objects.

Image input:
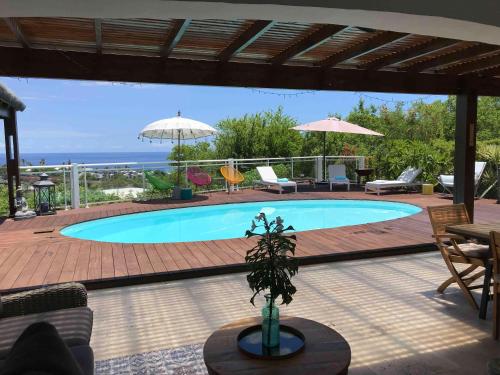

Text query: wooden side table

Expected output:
[203,316,351,375]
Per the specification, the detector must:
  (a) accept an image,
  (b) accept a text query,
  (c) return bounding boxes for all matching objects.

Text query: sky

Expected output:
[0,77,446,154]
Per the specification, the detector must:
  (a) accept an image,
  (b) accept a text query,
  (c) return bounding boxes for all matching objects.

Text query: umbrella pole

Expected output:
[177,130,181,186]
[323,132,326,182]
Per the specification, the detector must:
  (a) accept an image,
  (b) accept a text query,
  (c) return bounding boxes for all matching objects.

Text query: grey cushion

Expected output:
[448,242,490,258]
[0,306,93,359]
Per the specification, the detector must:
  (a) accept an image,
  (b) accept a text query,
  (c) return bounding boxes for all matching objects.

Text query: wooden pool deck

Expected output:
[0,188,498,293]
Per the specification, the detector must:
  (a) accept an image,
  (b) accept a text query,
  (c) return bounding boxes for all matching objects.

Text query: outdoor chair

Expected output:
[255,166,297,194]
[187,166,212,189]
[145,170,175,196]
[437,161,487,196]
[490,231,500,339]
[0,282,94,374]
[427,204,490,309]
[328,164,350,191]
[220,165,244,194]
[365,166,421,195]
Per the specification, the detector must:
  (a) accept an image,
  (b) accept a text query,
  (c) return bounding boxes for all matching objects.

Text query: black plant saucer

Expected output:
[237,324,305,359]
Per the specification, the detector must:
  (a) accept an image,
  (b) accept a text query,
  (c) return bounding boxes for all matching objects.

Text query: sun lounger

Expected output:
[365,166,421,195]
[438,161,486,195]
[328,164,350,191]
[255,166,297,194]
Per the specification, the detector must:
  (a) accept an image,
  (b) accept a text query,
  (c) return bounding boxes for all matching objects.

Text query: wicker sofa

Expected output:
[0,283,94,374]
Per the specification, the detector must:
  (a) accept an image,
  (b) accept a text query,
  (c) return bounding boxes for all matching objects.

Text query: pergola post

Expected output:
[454,93,477,221]
[3,108,21,217]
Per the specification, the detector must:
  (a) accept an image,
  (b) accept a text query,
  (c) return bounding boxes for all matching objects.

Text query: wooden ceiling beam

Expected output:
[271,24,347,65]
[439,53,500,75]
[3,18,30,48]
[405,44,500,73]
[362,38,459,70]
[0,46,499,96]
[318,31,407,68]
[162,19,191,58]
[218,20,274,62]
[475,65,500,77]
[94,19,102,54]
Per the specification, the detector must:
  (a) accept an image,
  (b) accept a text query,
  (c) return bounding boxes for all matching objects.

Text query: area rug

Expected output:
[95,343,207,375]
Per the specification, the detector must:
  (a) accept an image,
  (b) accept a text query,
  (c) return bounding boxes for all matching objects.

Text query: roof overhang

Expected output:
[1,0,500,45]
[0,83,25,112]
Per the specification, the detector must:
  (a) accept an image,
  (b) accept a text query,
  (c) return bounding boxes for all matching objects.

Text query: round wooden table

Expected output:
[203,316,351,375]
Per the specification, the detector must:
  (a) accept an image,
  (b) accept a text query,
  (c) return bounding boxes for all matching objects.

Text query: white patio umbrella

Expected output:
[292,117,383,181]
[139,111,217,185]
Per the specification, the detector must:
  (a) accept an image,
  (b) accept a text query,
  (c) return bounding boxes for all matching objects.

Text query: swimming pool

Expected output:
[60,200,421,244]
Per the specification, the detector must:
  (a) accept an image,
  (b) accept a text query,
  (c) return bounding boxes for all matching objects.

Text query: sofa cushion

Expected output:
[0,306,93,359]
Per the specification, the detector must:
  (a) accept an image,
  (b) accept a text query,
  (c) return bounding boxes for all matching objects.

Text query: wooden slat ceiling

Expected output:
[0,17,498,76]
[0,17,499,95]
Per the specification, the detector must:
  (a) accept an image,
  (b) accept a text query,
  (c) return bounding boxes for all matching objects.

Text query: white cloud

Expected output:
[79,81,158,89]
[20,129,101,139]
[21,94,82,102]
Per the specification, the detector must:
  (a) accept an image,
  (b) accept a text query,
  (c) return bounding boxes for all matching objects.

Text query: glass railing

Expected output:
[11,155,364,210]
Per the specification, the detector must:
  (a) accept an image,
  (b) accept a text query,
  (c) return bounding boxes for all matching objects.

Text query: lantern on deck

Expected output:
[33,173,56,215]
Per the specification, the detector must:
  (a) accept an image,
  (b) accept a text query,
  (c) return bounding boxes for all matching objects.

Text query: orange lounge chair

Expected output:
[220,165,244,193]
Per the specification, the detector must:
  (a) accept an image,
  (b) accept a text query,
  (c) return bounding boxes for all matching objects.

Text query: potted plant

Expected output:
[245,212,298,348]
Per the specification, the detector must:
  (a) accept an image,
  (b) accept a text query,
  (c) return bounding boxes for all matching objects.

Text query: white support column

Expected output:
[70,163,80,209]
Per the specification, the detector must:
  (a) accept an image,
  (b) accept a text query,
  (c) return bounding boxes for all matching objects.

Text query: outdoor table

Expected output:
[355,168,374,185]
[446,222,500,319]
[203,316,351,375]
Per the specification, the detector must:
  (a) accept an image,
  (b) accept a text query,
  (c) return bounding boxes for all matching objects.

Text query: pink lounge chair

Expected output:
[187,166,212,188]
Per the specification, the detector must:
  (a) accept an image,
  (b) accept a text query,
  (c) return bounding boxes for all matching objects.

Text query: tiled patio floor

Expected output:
[88,252,500,374]
[0,189,498,292]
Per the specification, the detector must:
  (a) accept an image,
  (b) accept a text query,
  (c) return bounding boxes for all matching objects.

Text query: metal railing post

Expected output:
[228,158,234,192]
[185,162,188,187]
[70,163,80,209]
[142,165,146,190]
[63,167,68,210]
[83,166,89,208]
[358,156,365,170]
[291,157,294,179]
[315,156,323,182]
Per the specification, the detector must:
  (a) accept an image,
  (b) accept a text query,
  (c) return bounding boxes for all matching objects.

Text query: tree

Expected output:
[168,141,216,162]
[214,107,303,159]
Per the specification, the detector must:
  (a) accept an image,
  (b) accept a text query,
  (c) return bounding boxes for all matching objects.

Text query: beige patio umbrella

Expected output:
[292,117,383,181]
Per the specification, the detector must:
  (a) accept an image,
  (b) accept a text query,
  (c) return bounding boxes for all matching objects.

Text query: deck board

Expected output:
[0,189,498,292]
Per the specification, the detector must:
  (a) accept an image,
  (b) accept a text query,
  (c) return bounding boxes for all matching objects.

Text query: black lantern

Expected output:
[33,173,56,215]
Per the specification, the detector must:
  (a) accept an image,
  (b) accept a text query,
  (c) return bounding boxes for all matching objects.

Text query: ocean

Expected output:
[0,152,170,166]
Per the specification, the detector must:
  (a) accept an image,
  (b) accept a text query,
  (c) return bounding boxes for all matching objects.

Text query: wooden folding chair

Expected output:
[427,204,490,309]
[491,231,500,339]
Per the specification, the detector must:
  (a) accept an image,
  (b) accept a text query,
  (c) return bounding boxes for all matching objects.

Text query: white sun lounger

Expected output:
[365,166,421,195]
[328,164,350,191]
[255,166,297,194]
[438,161,486,195]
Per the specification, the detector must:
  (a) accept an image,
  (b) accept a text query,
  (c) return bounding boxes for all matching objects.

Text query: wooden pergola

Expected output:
[0,83,25,217]
[0,17,499,218]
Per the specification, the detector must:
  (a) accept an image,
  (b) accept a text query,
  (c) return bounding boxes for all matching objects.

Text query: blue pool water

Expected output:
[60,200,421,244]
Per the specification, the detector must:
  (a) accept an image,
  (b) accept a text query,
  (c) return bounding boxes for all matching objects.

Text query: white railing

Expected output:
[17,155,364,209]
